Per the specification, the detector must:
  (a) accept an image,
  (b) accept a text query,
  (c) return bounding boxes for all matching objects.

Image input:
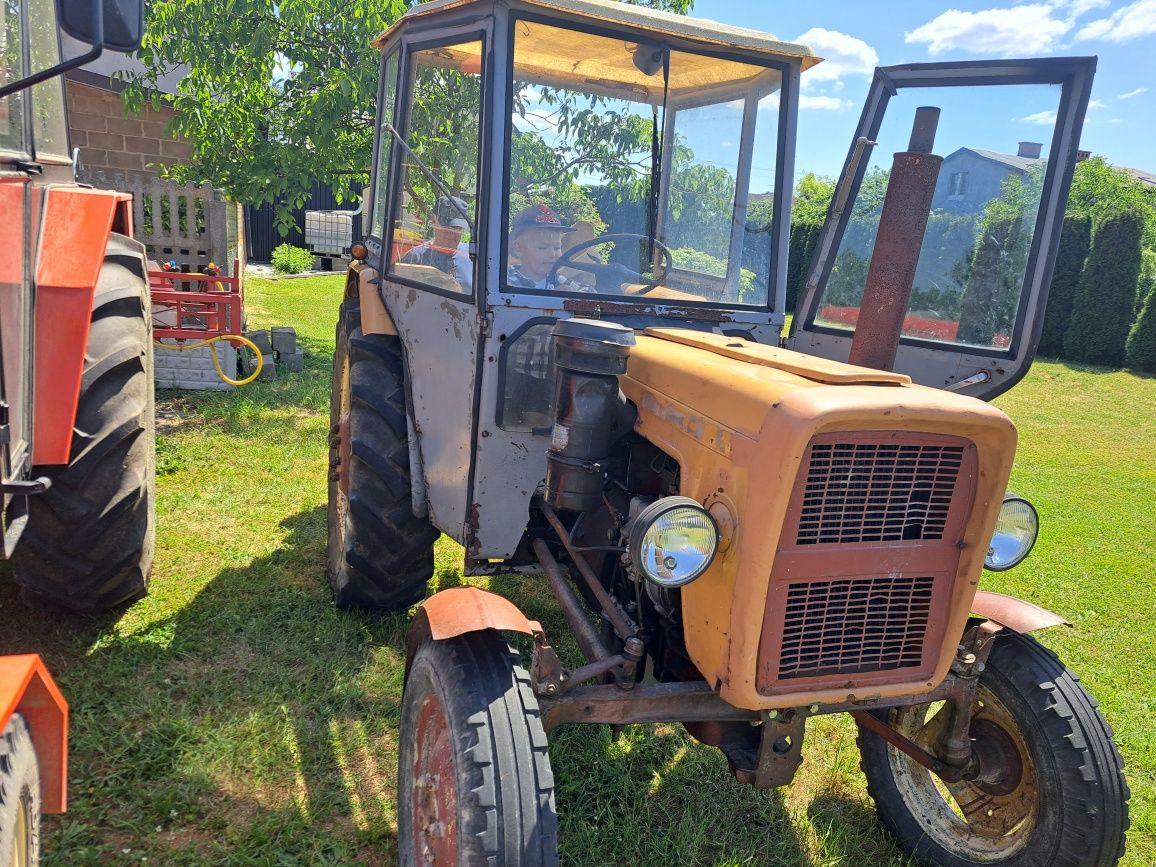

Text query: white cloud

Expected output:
[1065,0,1111,15]
[794,28,878,86]
[1077,0,1156,42]
[905,5,1074,55]
[1021,110,1059,125]
[1117,87,1149,99]
[1108,117,1125,123]
[1087,99,1106,109]
[800,95,854,111]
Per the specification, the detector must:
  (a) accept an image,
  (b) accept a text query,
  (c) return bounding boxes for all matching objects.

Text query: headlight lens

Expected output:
[629,496,718,588]
[985,495,1039,571]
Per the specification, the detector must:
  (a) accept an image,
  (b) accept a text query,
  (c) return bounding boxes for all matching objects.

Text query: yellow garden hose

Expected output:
[154,334,265,386]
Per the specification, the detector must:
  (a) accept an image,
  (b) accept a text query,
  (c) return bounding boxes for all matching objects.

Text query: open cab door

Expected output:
[788,58,1095,400]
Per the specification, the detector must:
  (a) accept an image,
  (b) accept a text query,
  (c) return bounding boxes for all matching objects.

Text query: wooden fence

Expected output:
[83,170,243,276]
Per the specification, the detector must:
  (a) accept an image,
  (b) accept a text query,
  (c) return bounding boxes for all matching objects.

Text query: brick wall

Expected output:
[66,80,191,179]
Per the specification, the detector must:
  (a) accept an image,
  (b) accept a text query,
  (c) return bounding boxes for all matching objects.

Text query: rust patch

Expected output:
[563,297,734,322]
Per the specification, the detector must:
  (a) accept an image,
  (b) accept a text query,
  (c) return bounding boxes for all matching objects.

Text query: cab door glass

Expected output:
[812,83,1061,351]
[27,0,68,158]
[0,0,28,154]
[370,50,399,239]
[387,39,483,295]
[0,177,28,476]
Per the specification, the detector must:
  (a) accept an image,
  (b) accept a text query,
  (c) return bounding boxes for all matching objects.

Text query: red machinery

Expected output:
[149,260,245,340]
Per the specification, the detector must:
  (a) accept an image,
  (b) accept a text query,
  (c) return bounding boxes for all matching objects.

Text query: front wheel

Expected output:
[398,631,559,866]
[0,714,40,866]
[857,630,1129,867]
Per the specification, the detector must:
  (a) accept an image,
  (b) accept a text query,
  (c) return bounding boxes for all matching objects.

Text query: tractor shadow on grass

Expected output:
[6,506,407,866]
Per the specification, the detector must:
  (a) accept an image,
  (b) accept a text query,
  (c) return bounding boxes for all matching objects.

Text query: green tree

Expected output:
[1064,211,1144,367]
[1038,215,1091,358]
[792,172,835,224]
[1067,156,1156,247]
[123,0,693,228]
[1125,251,1156,372]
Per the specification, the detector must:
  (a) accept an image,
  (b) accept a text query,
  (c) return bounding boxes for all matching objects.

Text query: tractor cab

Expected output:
[359,0,1092,566]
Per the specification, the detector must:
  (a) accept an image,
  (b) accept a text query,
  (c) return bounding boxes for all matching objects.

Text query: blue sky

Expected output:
[690,0,1156,181]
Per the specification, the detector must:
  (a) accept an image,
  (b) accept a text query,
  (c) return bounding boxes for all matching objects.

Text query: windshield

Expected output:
[504,19,783,307]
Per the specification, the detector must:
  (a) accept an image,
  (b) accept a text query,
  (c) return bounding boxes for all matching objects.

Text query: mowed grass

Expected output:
[0,272,1150,865]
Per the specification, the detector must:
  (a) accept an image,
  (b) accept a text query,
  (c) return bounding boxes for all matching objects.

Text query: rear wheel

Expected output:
[399,631,558,866]
[857,630,1129,866]
[326,300,437,610]
[12,233,155,612]
[0,714,40,866]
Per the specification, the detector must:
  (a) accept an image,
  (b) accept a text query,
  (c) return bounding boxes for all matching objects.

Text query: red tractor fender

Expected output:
[406,587,544,675]
[33,184,133,465]
[972,589,1069,634]
[0,655,69,814]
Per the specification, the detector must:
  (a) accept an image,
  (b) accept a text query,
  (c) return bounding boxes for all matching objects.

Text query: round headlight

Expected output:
[628,496,719,588]
[985,495,1039,571]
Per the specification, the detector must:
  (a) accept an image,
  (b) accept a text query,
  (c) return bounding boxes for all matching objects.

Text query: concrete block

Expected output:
[271,326,297,356]
[245,329,272,355]
[258,355,277,381]
[280,350,305,373]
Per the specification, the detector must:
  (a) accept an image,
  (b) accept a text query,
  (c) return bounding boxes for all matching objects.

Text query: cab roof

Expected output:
[373,0,822,73]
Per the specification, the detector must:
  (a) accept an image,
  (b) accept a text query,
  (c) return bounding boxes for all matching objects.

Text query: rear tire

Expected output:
[12,233,155,612]
[0,714,40,866]
[326,299,437,610]
[399,631,559,866]
[857,630,1129,866]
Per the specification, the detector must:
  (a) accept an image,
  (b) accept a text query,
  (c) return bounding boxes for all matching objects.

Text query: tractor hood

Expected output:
[618,328,1019,710]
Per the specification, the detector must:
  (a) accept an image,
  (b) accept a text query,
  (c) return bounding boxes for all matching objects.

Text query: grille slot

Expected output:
[778,575,934,680]
[797,442,964,545]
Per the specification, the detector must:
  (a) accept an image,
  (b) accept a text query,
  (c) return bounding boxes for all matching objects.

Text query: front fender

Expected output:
[405,587,543,677]
[972,589,1069,634]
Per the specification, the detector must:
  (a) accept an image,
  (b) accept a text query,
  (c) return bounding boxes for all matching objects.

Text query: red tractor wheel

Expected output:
[11,234,155,612]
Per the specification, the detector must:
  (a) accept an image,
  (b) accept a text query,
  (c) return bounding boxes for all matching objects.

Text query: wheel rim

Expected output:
[411,693,458,865]
[10,789,30,867]
[332,352,352,544]
[886,688,1039,862]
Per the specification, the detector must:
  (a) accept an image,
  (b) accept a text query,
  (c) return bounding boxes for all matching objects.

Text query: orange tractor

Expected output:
[1,0,154,860]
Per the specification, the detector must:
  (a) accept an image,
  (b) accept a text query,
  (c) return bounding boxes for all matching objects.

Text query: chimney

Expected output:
[1077,149,1091,162]
[1018,141,1043,159]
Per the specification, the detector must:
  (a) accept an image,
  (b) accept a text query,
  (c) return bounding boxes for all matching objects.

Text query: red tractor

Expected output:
[1,0,154,860]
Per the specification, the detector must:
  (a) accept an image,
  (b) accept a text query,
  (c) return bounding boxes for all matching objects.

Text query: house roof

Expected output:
[1119,165,1156,187]
[962,148,1042,172]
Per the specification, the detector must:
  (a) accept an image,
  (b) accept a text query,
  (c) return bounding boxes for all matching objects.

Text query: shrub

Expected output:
[1126,274,1156,373]
[1064,211,1144,367]
[271,244,315,274]
[1038,214,1091,358]
[786,221,821,313]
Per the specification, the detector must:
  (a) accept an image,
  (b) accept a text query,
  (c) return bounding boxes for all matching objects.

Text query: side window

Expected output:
[811,82,1062,351]
[387,39,483,295]
[370,51,399,239]
[498,322,556,432]
[28,0,67,158]
[0,0,28,154]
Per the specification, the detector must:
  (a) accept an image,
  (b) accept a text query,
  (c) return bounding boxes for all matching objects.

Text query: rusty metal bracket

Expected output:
[736,709,806,789]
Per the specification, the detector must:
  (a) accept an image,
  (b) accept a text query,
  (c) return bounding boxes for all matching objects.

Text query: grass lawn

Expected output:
[1,272,1152,865]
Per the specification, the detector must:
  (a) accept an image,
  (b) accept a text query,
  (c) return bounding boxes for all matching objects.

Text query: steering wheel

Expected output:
[548,233,673,295]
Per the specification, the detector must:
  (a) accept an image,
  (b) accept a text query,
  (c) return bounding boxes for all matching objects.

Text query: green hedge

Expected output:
[1126,260,1156,372]
[785,221,821,313]
[1064,211,1144,367]
[1038,214,1091,358]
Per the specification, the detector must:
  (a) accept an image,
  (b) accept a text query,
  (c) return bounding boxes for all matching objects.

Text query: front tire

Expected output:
[0,714,40,866]
[326,300,437,610]
[12,233,155,612]
[398,631,559,866]
[858,630,1129,866]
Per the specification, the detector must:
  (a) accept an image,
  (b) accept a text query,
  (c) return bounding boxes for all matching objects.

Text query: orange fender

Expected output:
[33,185,132,465]
[406,587,543,675]
[0,655,68,814]
[972,590,1069,634]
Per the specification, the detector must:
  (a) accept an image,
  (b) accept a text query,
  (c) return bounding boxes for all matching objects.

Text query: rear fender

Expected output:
[347,262,396,336]
[0,655,68,813]
[33,185,133,465]
[972,589,1069,634]
[405,586,543,678]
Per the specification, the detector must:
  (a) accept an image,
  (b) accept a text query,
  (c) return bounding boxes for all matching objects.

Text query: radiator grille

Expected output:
[778,575,934,679]
[797,442,964,545]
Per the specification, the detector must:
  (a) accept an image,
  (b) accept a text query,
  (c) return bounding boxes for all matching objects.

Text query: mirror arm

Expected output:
[0,0,103,99]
